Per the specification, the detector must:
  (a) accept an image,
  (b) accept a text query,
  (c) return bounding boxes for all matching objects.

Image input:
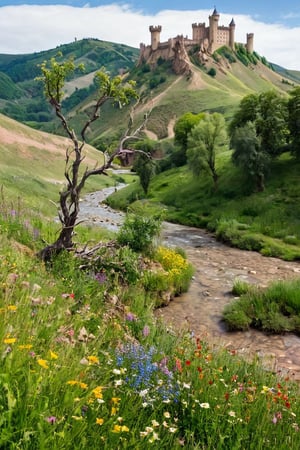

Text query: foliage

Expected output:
[187,112,228,189]
[154,246,194,295]
[207,67,217,77]
[117,212,162,255]
[229,91,289,159]
[173,112,206,166]
[1,238,300,449]
[223,278,300,334]
[133,154,156,194]
[231,121,271,191]
[288,86,300,158]
[37,54,138,259]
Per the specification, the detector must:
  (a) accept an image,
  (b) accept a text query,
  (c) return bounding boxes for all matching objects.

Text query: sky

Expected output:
[0,1,300,70]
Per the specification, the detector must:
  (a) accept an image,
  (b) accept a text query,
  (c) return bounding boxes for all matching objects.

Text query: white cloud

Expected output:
[0,5,299,70]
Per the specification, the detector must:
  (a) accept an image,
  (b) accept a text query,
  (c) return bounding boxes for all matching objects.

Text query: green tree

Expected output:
[133,153,156,194]
[288,86,300,158]
[187,113,227,190]
[36,54,139,261]
[173,112,206,166]
[231,121,270,192]
[229,90,288,157]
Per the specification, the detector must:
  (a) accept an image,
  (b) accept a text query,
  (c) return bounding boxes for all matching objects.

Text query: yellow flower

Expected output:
[37,359,49,369]
[49,350,58,360]
[4,337,17,344]
[96,418,104,425]
[111,407,117,416]
[79,382,88,390]
[112,425,129,433]
[92,386,103,399]
[18,344,33,350]
[67,380,79,386]
[111,397,121,404]
[87,355,99,365]
[7,305,17,311]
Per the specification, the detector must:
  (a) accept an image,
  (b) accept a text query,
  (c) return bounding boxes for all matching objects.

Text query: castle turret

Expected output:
[246,32,254,53]
[192,22,206,41]
[229,18,235,49]
[209,8,220,52]
[149,25,162,51]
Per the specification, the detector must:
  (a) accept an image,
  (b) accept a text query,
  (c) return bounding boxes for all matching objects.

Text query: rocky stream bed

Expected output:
[79,188,300,381]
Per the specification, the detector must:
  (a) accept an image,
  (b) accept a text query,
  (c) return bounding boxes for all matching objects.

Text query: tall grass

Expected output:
[1,197,300,449]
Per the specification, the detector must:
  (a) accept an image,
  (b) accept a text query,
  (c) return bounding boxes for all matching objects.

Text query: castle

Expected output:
[139,8,254,73]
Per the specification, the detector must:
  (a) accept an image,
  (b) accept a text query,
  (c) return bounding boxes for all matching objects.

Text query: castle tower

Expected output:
[192,22,205,41]
[209,8,220,52]
[149,25,162,51]
[246,33,254,53]
[229,18,235,49]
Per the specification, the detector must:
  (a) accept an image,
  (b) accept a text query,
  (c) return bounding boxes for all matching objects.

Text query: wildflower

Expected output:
[46,416,57,424]
[169,427,177,433]
[18,344,33,350]
[92,386,103,399]
[96,418,104,425]
[182,382,191,389]
[67,380,79,386]
[200,403,210,409]
[151,420,160,427]
[7,305,17,311]
[79,382,88,390]
[87,355,99,365]
[49,350,58,360]
[228,411,236,417]
[113,368,121,375]
[125,312,136,321]
[163,412,171,418]
[143,325,150,337]
[112,425,129,433]
[37,359,49,369]
[111,397,121,405]
[185,360,191,366]
[114,379,123,387]
[149,432,160,442]
[4,338,16,344]
[111,407,117,416]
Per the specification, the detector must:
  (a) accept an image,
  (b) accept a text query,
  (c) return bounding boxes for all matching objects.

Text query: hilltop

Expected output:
[0,36,299,145]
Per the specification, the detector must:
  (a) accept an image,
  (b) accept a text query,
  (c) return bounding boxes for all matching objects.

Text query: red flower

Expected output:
[285,401,291,409]
[185,360,191,366]
[224,392,230,401]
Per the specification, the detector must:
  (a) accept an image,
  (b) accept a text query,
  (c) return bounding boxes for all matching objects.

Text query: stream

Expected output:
[79,188,300,381]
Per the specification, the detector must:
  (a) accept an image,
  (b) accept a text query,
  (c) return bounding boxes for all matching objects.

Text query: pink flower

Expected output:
[46,416,57,424]
[142,325,150,337]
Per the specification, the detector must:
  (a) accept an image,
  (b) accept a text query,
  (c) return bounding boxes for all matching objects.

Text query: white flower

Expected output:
[228,410,236,417]
[114,379,123,386]
[169,427,177,433]
[183,382,191,389]
[151,420,160,427]
[149,432,160,442]
[139,389,149,397]
[200,402,210,409]
[112,369,121,375]
[163,411,171,418]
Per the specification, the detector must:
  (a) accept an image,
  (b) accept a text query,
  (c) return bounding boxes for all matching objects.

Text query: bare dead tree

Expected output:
[37,55,149,261]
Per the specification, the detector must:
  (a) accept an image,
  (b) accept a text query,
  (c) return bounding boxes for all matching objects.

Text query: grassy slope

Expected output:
[0,113,117,215]
[108,150,300,260]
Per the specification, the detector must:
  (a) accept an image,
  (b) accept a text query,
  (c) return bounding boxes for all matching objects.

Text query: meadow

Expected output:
[1,190,300,449]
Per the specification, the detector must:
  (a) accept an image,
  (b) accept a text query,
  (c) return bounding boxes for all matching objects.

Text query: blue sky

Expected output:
[1,1,300,69]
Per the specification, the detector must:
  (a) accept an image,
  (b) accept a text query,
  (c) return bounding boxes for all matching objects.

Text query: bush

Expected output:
[207,67,217,77]
[117,212,162,255]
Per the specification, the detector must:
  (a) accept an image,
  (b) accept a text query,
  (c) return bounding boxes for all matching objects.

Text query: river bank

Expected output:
[79,189,300,380]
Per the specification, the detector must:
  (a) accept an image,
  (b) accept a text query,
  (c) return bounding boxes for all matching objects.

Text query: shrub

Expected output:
[117,212,162,255]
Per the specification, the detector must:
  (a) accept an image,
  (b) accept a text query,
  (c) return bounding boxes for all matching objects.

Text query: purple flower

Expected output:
[46,416,57,424]
[95,271,107,284]
[126,312,137,321]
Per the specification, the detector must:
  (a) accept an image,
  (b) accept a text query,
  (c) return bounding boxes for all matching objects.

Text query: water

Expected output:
[79,187,300,380]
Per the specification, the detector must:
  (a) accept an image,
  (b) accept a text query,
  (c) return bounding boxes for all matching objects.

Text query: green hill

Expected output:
[0,38,139,126]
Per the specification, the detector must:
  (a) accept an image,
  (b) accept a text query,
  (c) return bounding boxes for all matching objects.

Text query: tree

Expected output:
[173,112,206,166]
[229,90,288,157]
[288,86,300,158]
[131,139,156,194]
[231,121,270,192]
[186,113,227,190]
[36,54,143,261]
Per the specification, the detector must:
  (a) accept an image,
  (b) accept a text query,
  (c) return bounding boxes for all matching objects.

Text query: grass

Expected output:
[224,278,300,334]
[1,210,300,448]
[108,151,300,260]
